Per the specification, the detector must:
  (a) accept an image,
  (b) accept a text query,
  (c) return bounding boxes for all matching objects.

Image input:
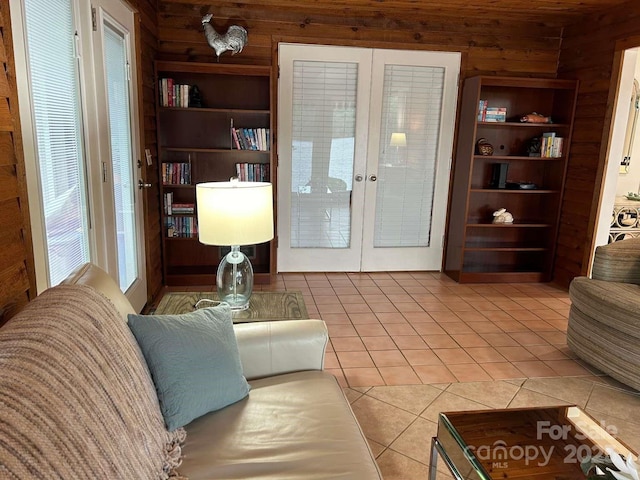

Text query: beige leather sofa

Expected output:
[567,238,640,391]
[0,263,382,479]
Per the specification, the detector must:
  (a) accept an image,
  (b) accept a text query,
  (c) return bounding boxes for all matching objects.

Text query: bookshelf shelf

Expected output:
[159,106,269,115]
[156,60,274,286]
[163,147,269,154]
[445,75,578,283]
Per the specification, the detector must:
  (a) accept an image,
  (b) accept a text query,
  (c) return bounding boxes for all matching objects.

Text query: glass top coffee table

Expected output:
[153,291,308,323]
[430,406,637,480]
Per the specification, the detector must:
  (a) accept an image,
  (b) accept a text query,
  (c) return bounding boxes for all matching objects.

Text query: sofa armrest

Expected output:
[61,263,136,320]
[233,319,328,380]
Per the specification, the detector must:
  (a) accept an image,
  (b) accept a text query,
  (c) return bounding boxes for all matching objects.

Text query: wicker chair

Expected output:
[567,238,640,391]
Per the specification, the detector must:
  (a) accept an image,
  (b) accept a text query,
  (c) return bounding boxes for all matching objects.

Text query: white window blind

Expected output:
[23,0,90,285]
[374,65,445,247]
[104,21,137,290]
[290,60,357,248]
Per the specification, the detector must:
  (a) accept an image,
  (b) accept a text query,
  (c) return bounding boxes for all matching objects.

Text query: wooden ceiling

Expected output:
[159,0,635,26]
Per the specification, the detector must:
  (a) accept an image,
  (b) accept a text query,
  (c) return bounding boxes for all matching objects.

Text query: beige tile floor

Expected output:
[162,271,640,478]
[263,271,640,479]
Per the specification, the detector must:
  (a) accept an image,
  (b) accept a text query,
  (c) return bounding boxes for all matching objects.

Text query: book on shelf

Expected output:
[484,107,507,122]
[164,216,198,238]
[477,100,507,122]
[163,192,173,215]
[159,78,192,108]
[478,99,487,121]
[541,132,563,158]
[162,162,191,185]
[231,127,270,151]
[171,203,195,214]
[235,162,270,182]
[164,192,195,215]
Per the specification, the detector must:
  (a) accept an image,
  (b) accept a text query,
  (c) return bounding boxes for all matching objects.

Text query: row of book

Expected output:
[165,216,197,238]
[163,192,195,216]
[235,162,270,182]
[540,132,564,158]
[159,78,192,108]
[478,100,507,122]
[232,128,269,151]
[162,162,191,185]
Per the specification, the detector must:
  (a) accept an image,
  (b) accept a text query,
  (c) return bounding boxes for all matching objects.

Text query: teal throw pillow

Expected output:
[127,304,250,431]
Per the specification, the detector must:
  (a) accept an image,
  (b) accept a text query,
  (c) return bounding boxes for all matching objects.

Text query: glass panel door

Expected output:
[361,49,461,271]
[278,44,460,272]
[278,44,372,272]
[91,0,147,311]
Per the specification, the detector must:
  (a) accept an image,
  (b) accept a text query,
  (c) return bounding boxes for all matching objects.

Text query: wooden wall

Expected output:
[156,4,564,76]
[0,0,35,325]
[134,0,163,302]
[555,2,640,286]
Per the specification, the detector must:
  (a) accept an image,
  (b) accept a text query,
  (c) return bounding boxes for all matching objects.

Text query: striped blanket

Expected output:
[0,284,185,479]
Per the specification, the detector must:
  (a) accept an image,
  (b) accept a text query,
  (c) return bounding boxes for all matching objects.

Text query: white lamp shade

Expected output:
[196,181,274,246]
[390,132,407,147]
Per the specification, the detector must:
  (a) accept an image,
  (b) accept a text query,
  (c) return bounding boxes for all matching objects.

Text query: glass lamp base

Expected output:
[216,245,253,311]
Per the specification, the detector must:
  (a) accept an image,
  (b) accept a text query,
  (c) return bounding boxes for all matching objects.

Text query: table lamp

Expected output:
[196,180,273,310]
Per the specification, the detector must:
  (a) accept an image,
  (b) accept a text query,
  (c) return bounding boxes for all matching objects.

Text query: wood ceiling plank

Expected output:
[159,0,631,24]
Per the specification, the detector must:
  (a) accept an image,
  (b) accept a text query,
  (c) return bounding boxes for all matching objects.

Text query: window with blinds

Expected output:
[374,65,445,248]
[23,0,90,285]
[290,60,357,248]
[104,21,137,290]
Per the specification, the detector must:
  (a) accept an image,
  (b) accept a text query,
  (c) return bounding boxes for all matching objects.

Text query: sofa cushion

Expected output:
[128,304,250,431]
[177,370,383,479]
[0,285,185,479]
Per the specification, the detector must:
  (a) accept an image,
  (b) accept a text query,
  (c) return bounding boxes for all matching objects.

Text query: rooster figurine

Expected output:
[202,14,248,60]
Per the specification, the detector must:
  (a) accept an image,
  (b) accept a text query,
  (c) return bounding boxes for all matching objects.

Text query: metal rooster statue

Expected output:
[202,14,248,60]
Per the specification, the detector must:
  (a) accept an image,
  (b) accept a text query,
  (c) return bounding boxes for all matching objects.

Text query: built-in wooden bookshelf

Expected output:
[155,61,274,286]
[445,76,578,283]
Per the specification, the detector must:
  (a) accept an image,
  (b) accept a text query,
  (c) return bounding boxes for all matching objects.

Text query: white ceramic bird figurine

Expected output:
[202,14,248,59]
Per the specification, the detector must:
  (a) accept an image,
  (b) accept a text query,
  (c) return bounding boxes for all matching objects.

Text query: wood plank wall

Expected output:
[156,3,564,75]
[555,2,640,287]
[133,0,163,302]
[0,0,35,325]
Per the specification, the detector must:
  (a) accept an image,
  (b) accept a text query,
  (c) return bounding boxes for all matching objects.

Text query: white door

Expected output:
[89,0,147,310]
[278,44,460,272]
[361,49,460,271]
[278,45,372,271]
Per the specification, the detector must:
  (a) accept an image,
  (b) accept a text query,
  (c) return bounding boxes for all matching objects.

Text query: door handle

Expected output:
[355,174,364,182]
[368,174,377,182]
[138,179,152,189]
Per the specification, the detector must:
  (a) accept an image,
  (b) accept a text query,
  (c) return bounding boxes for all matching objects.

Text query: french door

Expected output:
[88,0,147,310]
[13,0,147,310]
[277,44,460,272]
